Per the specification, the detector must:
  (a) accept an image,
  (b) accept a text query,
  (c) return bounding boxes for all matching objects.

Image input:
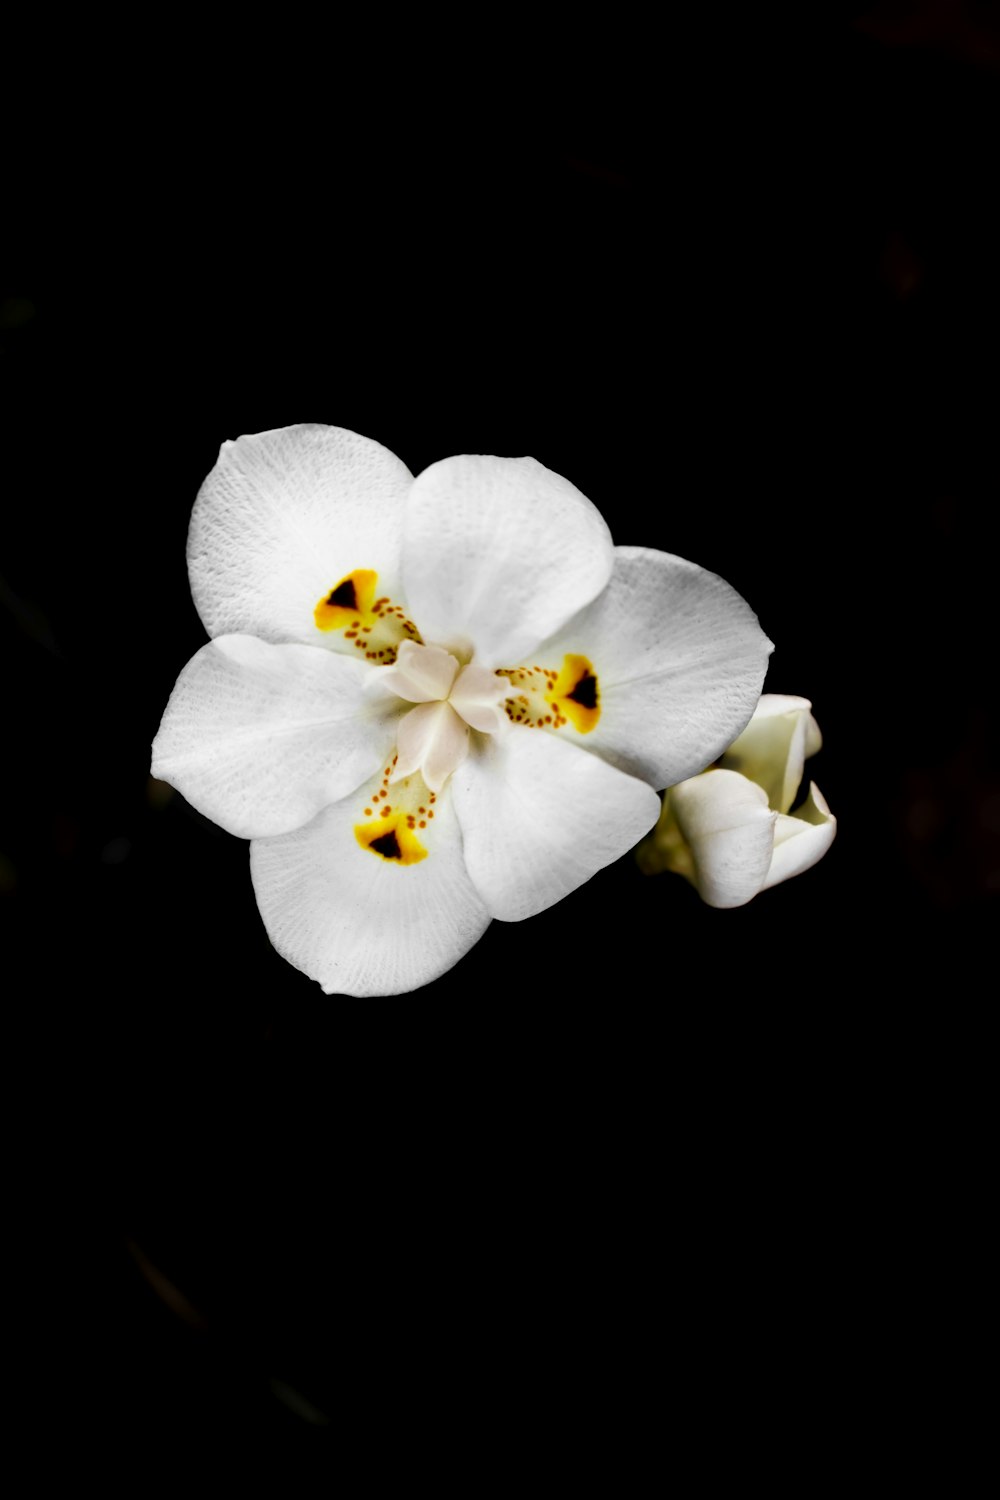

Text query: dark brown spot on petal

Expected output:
[327,578,358,609]
[370,829,403,860]
[567,672,598,709]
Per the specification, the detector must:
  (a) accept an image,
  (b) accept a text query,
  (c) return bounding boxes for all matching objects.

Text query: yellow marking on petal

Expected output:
[355,816,427,865]
[497,654,601,733]
[547,654,600,734]
[314,569,378,631]
[354,771,434,864]
[314,569,423,663]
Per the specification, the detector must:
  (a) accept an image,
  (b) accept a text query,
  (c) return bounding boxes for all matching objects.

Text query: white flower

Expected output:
[638,694,836,906]
[152,424,772,994]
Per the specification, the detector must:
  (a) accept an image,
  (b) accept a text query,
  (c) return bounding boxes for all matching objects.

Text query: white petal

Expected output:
[763,782,837,889]
[449,661,510,734]
[151,635,396,838]
[250,785,491,997]
[379,640,459,703]
[668,769,776,909]
[391,702,470,793]
[722,694,821,814]
[187,424,414,646]
[451,728,660,921]
[535,547,773,790]
[402,455,614,666]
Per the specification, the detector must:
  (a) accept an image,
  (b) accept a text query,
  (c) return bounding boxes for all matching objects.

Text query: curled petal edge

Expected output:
[762,781,836,890]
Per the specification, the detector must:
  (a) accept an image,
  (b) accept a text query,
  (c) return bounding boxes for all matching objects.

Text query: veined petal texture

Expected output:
[451,728,660,922]
[188,424,414,646]
[536,547,773,790]
[152,635,396,838]
[401,455,614,667]
[250,783,491,997]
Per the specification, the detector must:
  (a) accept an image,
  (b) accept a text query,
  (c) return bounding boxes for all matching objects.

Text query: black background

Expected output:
[4,8,996,1469]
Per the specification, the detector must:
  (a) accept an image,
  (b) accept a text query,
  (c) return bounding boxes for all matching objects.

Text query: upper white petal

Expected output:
[187,424,413,646]
[151,635,396,838]
[451,727,660,922]
[250,782,491,997]
[668,768,777,909]
[536,547,773,790]
[762,781,837,889]
[401,454,614,666]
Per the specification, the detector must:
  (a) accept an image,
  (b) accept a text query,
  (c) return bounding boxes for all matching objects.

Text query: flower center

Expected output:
[379,640,509,793]
[320,575,602,868]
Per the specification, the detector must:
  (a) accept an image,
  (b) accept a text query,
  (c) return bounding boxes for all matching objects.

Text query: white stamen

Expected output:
[384,641,509,789]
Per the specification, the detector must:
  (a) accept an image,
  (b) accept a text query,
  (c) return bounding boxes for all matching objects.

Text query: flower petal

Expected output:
[250,783,491,997]
[533,547,773,790]
[451,728,660,921]
[151,635,395,838]
[721,694,820,814]
[188,425,414,646]
[667,768,776,908]
[763,781,837,889]
[401,455,614,666]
